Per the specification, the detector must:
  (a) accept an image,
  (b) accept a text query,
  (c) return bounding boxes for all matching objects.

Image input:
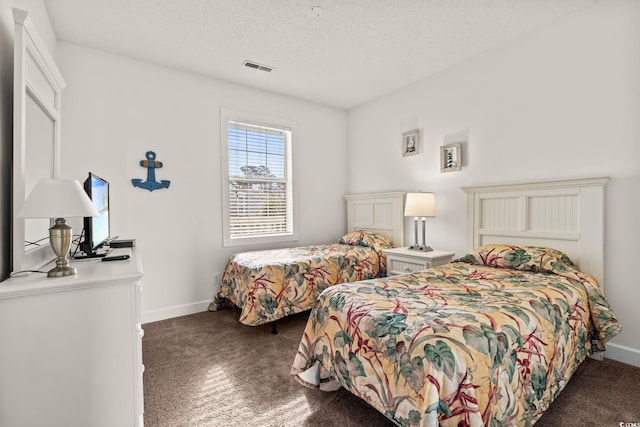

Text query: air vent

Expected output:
[243,60,274,73]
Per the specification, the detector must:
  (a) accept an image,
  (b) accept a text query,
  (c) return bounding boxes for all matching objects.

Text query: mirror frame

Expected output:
[12,8,66,273]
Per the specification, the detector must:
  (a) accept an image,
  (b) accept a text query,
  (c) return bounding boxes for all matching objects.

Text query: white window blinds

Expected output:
[226,120,293,241]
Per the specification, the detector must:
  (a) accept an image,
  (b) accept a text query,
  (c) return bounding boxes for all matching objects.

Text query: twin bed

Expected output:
[289,178,621,426]
[210,192,406,330]
[212,178,621,426]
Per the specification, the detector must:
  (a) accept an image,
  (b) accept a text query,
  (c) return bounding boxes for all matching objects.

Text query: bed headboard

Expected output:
[462,177,609,284]
[344,192,405,247]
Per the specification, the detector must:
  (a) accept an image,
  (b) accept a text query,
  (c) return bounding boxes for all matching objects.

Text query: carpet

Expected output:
[143,309,640,426]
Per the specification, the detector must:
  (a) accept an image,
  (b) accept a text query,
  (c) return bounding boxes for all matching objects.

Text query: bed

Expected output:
[290,177,622,426]
[210,192,405,329]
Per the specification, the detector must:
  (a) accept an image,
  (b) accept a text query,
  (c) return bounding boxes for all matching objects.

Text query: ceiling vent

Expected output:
[243,60,274,73]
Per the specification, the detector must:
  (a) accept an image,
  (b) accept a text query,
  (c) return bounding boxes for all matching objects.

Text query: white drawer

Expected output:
[384,249,455,276]
[388,256,429,275]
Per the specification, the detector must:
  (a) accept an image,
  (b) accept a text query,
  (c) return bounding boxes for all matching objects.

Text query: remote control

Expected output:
[102,255,130,261]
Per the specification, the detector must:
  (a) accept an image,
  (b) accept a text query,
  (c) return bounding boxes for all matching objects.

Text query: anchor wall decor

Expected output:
[132,151,171,191]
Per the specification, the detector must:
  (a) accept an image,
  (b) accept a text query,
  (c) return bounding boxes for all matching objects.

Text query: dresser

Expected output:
[384,247,455,276]
[0,248,144,427]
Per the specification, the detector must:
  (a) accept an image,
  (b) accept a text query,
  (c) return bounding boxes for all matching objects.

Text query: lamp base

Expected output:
[408,245,433,252]
[47,218,76,278]
[47,264,78,278]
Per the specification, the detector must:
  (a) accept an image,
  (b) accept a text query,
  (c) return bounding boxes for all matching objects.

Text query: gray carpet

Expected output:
[143,309,640,426]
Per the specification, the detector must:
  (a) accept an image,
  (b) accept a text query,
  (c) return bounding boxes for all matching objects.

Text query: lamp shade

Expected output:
[404,192,435,217]
[17,179,99,218]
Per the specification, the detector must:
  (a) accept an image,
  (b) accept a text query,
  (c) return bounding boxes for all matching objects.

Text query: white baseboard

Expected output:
[142,300,211,324]
[605,342,640,368]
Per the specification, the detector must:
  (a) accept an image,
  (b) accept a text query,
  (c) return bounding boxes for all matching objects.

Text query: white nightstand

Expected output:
[384,247,455,276]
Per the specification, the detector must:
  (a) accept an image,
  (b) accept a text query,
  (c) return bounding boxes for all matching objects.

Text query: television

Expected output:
[79,172,110,257]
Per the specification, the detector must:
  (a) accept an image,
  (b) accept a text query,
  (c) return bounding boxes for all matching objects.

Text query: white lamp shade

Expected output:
[17,179,100,218]
[404,192,435,217]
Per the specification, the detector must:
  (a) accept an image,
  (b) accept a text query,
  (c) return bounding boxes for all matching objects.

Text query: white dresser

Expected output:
[0,248,144,427]
[384,247,455,276]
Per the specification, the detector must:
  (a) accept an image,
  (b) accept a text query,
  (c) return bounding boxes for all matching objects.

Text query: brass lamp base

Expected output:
[47,264,78,278]
[47,218,76,278]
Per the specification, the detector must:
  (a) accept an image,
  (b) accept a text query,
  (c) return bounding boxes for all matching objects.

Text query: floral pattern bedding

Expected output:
[291,245,621,427]
[212,231,393,326]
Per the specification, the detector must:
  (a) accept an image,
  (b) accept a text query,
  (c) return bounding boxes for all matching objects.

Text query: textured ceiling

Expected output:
[43,0,597,109]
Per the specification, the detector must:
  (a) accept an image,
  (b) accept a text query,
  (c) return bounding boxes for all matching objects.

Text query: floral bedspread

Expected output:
[291,245,621,427]
[213,231,393,326]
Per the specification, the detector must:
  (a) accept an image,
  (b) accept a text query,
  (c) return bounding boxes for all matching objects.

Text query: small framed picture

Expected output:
[402,129,419,157]
[440,142,461,172]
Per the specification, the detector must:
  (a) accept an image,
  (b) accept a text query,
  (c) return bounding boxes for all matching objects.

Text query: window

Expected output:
[221,109,297,247]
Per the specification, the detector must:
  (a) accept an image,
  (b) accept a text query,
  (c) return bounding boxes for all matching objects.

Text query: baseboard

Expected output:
[604,342,640,368]
[142,300,211,324]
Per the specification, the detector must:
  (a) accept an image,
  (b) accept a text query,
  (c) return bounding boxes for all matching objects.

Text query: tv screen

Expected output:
[81,172,110,255]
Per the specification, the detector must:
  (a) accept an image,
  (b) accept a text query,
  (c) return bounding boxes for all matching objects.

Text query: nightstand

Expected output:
[384,247,455,276]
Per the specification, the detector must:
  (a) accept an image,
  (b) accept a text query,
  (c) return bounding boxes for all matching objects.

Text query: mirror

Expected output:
[12,8,66,273]
[24,96,53,250]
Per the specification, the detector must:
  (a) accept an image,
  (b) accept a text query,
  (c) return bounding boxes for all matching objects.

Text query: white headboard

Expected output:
[462,177,609,284]
[344,192,405,247]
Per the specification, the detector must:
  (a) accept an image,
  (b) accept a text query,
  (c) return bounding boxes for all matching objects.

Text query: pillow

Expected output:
[457,244,576,273]
[338,230,393,250]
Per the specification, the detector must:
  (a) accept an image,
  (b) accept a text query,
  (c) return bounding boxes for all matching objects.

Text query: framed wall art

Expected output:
[440,142,461,172]
[402,129,419,157]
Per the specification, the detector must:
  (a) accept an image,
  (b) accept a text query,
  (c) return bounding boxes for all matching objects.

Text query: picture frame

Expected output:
[402,129,419,157]
[440,142,461,172]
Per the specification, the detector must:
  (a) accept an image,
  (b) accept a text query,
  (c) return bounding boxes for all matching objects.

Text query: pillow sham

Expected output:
[457,244,576,273]
[339,230,393,250]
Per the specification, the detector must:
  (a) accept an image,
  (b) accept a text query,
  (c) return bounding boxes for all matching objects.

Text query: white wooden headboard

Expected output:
[462,177,609,284]
[344,192,405,247]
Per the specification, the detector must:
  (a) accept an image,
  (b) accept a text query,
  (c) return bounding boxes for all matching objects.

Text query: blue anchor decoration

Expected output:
[132,151,171,191]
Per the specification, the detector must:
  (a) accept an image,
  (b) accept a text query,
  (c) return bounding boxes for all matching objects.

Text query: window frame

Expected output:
[220,108,298,247]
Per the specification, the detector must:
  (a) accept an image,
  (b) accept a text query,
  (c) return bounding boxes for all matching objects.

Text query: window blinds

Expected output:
[227,120,293,239]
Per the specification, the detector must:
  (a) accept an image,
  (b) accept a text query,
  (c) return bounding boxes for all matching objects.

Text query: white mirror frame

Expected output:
[12,8,66,273]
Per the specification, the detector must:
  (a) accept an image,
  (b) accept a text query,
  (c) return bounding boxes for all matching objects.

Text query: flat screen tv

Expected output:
[79,172,110,257]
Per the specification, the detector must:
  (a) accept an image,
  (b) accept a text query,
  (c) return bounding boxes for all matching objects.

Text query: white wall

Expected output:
[347,0,640,362]
[0,0,58,57]
[58,43,348,322]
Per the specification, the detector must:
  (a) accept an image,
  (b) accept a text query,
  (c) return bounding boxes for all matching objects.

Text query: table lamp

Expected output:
[404,192,435,252]
[18,179,99,277]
